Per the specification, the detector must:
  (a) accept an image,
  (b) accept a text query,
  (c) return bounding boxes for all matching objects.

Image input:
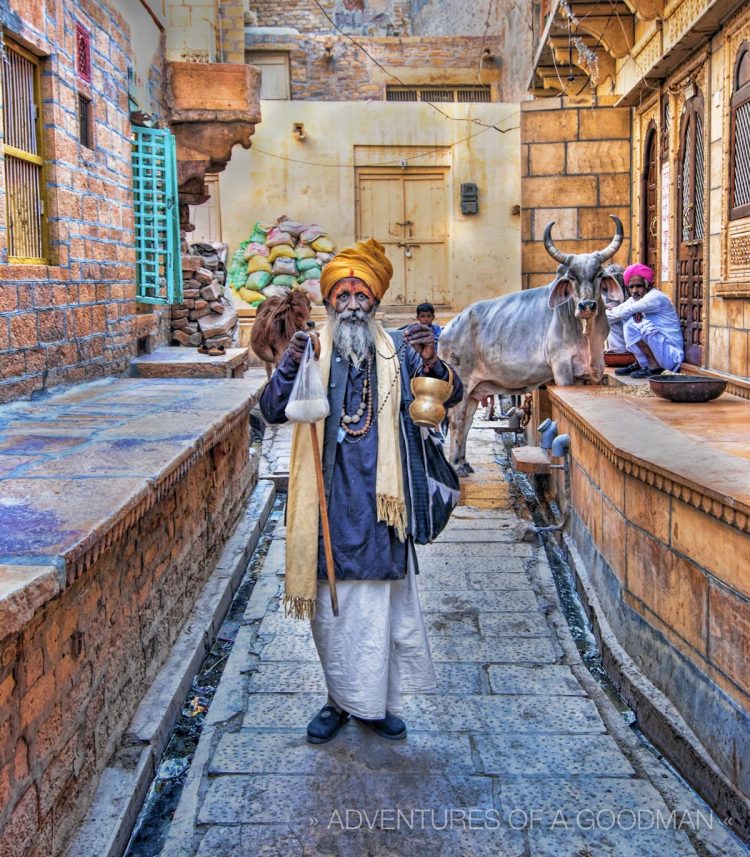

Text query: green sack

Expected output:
[298,266,321,282]
[298,257,320,273]
[249,221,271,243]
[246,270,272,290]
[228,243,250,290]
[271,274,297,288]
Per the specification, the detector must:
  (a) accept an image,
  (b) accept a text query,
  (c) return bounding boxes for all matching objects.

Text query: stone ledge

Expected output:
[66,480,275,857]
[548,386,750,534]
[129,347,251,379]
[0,563,62,641]
[0,376,265,636]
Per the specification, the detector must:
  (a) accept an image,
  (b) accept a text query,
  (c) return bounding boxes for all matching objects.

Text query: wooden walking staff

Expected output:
[307,324,339,617]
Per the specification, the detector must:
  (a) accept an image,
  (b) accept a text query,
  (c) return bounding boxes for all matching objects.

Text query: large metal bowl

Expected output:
[648,375,727,403]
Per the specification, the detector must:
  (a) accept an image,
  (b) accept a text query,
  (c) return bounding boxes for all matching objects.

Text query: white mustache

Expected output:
[338,308,370,323]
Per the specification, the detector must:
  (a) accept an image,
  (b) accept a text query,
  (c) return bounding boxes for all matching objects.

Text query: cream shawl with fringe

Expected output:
[284,321,406,619]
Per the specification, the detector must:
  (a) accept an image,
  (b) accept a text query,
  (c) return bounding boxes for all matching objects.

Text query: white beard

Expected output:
[329,306,376,365]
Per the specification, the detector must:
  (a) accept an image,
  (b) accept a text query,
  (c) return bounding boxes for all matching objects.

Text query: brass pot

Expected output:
[409,370,453,429]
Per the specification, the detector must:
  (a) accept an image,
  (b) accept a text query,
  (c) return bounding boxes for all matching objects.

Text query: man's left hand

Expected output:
[405,323,437,367]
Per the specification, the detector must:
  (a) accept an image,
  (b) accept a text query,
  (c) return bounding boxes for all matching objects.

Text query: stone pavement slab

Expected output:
[158,427,749,857]
[210,730,476,777]
[197,772,495,825]
[417,568,530,589]
[487,665,586,695]
[477,733,635,776]
[195,823,527,857]
[419,588,540,613]
[427,635,558,663]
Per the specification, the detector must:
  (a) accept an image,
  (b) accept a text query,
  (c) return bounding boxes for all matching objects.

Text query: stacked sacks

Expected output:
[227,216,335,307]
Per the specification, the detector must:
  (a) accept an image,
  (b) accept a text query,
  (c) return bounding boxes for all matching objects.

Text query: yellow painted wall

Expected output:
[218,100,522,310]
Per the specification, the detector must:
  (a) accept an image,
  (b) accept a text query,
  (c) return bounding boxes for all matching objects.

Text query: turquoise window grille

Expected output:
[131,126,182,305]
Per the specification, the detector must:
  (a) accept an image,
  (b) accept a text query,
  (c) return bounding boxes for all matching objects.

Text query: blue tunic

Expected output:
[259,335,462,582]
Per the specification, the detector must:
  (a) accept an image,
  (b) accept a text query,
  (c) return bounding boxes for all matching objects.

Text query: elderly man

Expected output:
[259,238,462,745]
[607,263,684,378]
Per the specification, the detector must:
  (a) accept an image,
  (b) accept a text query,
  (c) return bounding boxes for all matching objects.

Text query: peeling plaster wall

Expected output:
[218,100,521,310]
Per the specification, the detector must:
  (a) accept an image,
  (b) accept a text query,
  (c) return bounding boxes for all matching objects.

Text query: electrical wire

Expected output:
[246,121,521,169]
[310,0,513,133]
[548,0,662,100]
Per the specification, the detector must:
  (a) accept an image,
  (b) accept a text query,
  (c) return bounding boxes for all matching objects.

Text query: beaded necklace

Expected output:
[339,357,374,437]
[339,337,409,443]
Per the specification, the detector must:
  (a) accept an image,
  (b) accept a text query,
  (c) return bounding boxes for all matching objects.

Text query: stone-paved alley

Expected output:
[158,424,747,857]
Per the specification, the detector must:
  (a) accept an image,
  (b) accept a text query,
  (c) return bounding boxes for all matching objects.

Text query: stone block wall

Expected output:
[248,0,411,35]
[247,34,505,100]
[0,416,257,856]
[543,387,750,827]
[521,98,632,290]
[219,0,248,64]
[0,0,170,405]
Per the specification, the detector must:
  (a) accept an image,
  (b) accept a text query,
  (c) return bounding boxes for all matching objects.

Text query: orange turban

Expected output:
[320,238,393,301]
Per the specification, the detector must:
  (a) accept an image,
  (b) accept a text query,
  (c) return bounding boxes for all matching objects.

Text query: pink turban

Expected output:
[623,264,654,286]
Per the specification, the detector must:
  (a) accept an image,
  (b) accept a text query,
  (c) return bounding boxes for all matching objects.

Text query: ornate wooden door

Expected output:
[676,94,705,366]
[641,126,658,272]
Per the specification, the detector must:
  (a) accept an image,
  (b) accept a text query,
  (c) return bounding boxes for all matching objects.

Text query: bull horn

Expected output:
[543,222,572,266]
[597,215,624,261]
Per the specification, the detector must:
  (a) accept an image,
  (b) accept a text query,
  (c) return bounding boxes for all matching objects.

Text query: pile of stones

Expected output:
[171,246,238,349]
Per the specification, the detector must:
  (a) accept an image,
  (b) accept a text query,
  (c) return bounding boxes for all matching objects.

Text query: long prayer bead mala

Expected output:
[340,358,374,437]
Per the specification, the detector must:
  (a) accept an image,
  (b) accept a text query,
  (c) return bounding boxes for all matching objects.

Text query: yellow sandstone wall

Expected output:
[217,100,521,312]
[521,97,632,290]
[541,386,750,817]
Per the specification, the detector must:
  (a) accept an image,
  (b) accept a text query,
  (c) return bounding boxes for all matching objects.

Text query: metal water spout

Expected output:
[532,432,572,534]
[538,418,558,450]
[551,433,570,458]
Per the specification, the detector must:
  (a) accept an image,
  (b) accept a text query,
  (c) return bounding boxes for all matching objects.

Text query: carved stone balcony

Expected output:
[165,62,261,208]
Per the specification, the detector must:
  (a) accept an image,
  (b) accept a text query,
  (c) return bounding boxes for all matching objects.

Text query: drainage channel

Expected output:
[497,435,706,771]
[493,433,640,723]
[510,463,635,720]
[124,495,285,857]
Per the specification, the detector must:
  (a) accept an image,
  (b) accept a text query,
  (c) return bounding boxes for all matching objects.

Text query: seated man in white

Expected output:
[602,264,629,354]
[607,263,684,379]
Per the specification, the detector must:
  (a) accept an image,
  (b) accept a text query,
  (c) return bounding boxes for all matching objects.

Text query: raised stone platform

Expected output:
[129,346,250,379]
[541,382,750,837]
[0,375,265,854]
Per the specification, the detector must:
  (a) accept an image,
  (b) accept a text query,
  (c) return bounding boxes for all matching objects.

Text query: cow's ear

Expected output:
[549,278,574,309]
[601,276,625,304]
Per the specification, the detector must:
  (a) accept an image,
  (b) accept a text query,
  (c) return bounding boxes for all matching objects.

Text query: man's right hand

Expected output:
[287,330,311,364]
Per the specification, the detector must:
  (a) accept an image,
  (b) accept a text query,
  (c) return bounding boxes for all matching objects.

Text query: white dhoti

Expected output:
[623,317,684,371]
[310,549,437,719]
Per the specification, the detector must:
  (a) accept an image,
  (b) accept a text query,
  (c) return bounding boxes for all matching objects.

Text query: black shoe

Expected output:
[354,710,407,740]
[614,363,640,376]
[631,367,663,379]
[307,705,350,744]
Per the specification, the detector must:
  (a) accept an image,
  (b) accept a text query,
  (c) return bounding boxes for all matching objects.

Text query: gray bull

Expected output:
[439,215,625,475]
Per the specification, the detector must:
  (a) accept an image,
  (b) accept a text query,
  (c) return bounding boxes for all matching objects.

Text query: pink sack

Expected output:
[300,224,325,244]
[243,242,269,260]
[265,226,295,248]
[298,279,323,303]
